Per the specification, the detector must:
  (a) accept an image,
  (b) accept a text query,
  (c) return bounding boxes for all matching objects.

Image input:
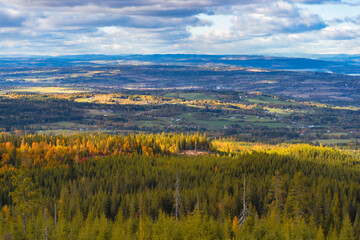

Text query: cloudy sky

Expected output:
[0,0,359,56]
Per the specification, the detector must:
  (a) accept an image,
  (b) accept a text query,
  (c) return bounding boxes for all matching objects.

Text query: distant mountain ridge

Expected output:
[1,54,360,74]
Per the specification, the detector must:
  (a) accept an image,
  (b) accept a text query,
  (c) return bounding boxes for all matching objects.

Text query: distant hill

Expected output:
[1,54,360,74]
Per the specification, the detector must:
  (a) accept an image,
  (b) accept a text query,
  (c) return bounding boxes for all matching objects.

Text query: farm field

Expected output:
[312,138,360,145]
[0,89,358,144]
[5,87,90,94]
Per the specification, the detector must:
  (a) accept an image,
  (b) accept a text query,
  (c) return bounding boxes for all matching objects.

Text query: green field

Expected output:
[29,121,92,130]
[312,138,360,145]
[165,92,217,100]
[324,132,350,136]
[246,95,294,105]
[37,129,108,135]
[265,107,293,116]
[1,89,359,143]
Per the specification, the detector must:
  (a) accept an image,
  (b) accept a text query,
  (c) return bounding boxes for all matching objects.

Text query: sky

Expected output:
[0,0,360,56]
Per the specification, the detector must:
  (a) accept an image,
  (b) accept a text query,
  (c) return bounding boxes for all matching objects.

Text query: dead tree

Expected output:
[195,191,200,211]
[54,203,57,229]
[238,177,249,226]
[174,172,181,220]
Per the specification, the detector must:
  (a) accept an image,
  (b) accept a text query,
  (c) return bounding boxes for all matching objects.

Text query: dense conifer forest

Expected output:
[1,133,360,239]
[1,2,360,239]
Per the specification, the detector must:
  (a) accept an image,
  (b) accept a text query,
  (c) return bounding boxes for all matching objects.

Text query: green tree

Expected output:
[9,167,40,234]
[314,226,325,240]
[285,172,309,220]
[339,214,355,240]
[267,171,285,220]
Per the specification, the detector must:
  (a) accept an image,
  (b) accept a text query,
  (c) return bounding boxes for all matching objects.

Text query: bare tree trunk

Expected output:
[238,177,248,226]
[195,191,200,211]
[54,203,57,229]
[23,212,26,235]
[35,218,38,240]
[174,172,181,220]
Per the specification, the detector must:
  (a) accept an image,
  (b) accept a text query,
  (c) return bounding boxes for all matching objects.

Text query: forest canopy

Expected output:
[1,133,360,239]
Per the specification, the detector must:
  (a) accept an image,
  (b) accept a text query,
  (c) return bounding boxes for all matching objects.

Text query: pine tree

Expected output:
[9,166,40,235]
[339,214,355,240]
[332,193,341,233]
[285,172,309,221]
[327,227,338,240]
[315,226,325,240]
[267,171,285,221]
[111,211,126,240]
[353,212,360,240]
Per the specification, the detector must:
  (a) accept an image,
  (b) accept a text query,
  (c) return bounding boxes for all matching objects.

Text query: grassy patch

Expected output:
[324,132,350,136]
[165,92,217,101]
[265,107,293,116]
[253,122,290,128]
[312,138,360,145]
[247,95,294,105]
[28,121,93,131]
[37,129,107,135]
[7,87,90,94]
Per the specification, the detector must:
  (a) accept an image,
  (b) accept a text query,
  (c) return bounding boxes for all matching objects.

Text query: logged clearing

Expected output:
[178,150,212,156]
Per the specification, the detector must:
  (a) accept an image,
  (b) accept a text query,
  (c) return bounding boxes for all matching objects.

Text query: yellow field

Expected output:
[7,87,90,94]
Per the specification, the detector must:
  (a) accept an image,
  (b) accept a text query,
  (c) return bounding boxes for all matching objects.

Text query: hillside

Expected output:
[1,56,360,239]
[1,133,360,239]
[1,55,360,106]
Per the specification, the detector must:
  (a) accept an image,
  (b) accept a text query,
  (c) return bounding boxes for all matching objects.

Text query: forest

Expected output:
[1,133,360,239]
[1,12,360,240]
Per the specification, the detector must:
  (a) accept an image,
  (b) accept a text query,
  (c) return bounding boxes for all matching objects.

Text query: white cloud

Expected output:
[231,1,326,36]
[320,23,360,40]
[0,0,357,55]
